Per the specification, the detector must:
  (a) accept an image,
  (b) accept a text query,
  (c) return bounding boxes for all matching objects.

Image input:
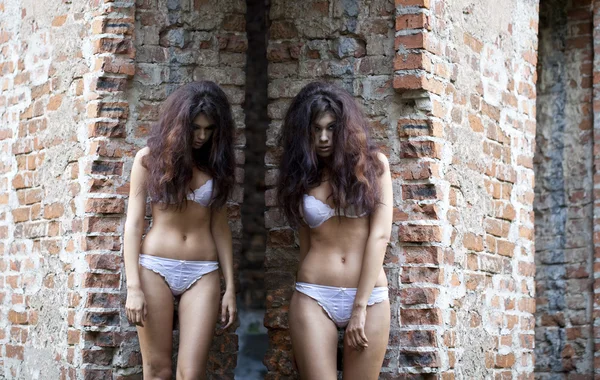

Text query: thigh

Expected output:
[289,291,339,380]
[137,267,175,373]
[176,270,221,379]
[342,299,390,380]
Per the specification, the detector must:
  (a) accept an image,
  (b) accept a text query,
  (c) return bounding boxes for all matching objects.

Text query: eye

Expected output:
[327,125,334,130]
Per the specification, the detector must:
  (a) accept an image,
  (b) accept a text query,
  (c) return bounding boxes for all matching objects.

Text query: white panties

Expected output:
[139,254,219,296]
[295,282,389,328]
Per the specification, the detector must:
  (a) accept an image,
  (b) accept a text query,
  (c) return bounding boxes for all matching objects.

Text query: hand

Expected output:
[125,287,147,327]
[345,305,368,350]
[221,290,237,329]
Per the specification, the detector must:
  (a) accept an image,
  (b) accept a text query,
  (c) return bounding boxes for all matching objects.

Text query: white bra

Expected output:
[186,179,214,207]
[301,194,367,228]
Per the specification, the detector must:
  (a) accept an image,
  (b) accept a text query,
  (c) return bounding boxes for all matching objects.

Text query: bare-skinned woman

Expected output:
[123,81,237,380]
[277,81,393,380]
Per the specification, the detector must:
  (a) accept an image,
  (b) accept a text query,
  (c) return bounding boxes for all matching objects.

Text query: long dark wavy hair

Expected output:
[142,80,235,209]
[277,81,384,226]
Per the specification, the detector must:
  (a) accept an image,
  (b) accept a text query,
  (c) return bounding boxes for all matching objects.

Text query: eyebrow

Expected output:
[193,123,216,128]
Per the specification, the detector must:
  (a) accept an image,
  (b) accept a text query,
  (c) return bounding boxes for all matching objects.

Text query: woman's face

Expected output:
[192,113,215,149]
[312,112,335,158]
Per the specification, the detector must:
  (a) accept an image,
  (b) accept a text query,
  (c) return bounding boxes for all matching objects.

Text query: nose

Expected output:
[199,129,205,140]
[319,130,328,142]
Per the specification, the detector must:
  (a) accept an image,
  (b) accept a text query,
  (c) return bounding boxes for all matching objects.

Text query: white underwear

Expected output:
[139,254,219,296]
[295,282,389,328]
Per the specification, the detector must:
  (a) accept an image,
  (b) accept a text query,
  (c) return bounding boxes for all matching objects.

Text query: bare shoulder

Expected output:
[133,147,150,166]
[135,146,150,160]
[376,152,390,171]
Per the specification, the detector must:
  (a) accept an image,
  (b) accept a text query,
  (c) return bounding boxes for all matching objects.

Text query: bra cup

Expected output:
[302,194,335,228]
[187,179,213,207]
[302,194,368,228]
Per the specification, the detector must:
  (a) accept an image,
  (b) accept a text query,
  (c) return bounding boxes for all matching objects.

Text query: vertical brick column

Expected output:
[0,0,107,378]
[80,1,137,378]
[392,0,448,376]
[593,0,600,375]
[395,0,538,378]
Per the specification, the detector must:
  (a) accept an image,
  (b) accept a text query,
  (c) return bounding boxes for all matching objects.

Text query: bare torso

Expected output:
[141,169,218,261]
[297,181,388,288]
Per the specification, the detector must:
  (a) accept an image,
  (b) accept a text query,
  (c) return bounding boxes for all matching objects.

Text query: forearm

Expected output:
[213,226,235,291]
[123,223,144,290]
[354,236,388,307]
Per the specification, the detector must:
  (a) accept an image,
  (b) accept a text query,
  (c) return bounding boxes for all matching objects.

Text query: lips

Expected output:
[318,146,331,151]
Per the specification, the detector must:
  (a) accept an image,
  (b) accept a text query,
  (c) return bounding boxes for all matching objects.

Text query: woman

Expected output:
[277,81,393,379]
[123,81,237,379]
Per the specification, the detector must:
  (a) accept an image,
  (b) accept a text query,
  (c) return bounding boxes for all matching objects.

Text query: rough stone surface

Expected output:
[535,0,596,377]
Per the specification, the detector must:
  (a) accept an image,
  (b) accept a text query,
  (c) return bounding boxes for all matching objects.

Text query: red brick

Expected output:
[395,0,430,8]
[395,32,426,50]
[401,308,442,325]
[85,198,125,214]
[89,121,126,137]
[400,287,439,305]
[270,21,297,39]
[402,266,442,284]
[83,216,120,233]
[222,14,246,32]
[8,310,28,324]
[6,344,24,360]
[43,203,64,219]
[93,37,134,57]
[495,353,515,368]
[399,224,442,242]
[404,246,441,264]
[396,14,430,31]
[400,140,442,159]
[463,33,483,53]
[82,273,121,289]
[402,184,439,200]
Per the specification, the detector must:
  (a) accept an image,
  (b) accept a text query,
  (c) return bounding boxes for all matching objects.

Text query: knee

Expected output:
[176,366,206,380]
[144,361,172,380]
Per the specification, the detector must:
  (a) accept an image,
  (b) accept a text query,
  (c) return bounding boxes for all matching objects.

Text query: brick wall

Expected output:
[535,0,595,377]
[0,0,245,378]
[0,0,97,378]
[405,0,539,377]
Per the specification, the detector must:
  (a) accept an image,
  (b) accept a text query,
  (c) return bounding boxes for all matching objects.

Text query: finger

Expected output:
[221,305,227,323]
[346,330,355,349]
[348,332,357,350]
[225,308,236,329]
[126,310,131,323]
[360,328,369,347]
[143,304,148,321]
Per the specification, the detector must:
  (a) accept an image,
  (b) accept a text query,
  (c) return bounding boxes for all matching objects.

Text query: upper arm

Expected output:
[211,205,229,234]
[369,153,393,241]
[125,148,149,228]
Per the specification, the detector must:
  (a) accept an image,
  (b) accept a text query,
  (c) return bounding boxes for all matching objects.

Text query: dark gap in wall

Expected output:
[236,0,270,378]
[240,0,269,310]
